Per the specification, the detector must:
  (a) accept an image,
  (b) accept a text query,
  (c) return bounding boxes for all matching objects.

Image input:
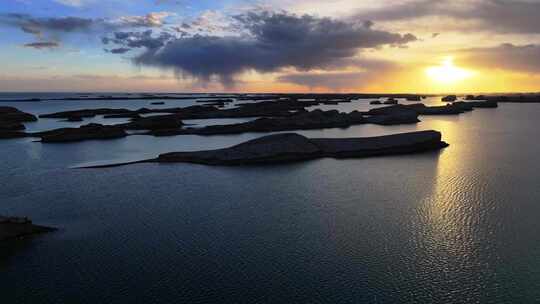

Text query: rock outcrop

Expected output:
[39,108,132,119]
[442,95,457,102]
[155,131,448,165]
[406,95,422,101]
[150,109,419,136]
[41,103,299,121]
[466,95,540,103]
[0,216,56,241]
[366,102,497,117]
[0,107,37,138]
[36,123,127,143]
[453,101,498,109]
[0,107,37,124]
[31,114,184,142]
[120,114,184,130]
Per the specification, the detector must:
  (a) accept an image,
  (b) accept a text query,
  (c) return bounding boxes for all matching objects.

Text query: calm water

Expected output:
[1,94,540,303]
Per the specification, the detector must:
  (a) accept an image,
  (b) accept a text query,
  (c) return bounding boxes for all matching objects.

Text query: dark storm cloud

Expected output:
[106,47,131,54]
[105,30,174,49]
[23,41,60,49]
[353,0,540,34]
[0,12,171,41]
[461,43,540,73]
[105,11,416,84]
[0,14,95,37]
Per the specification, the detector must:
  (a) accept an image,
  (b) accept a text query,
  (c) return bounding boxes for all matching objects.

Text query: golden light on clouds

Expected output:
[425,57,475,85]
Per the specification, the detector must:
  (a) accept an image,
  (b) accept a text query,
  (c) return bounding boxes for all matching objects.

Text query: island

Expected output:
[0,106,38,138]
[0,99,501,142]
[82,130,448,167]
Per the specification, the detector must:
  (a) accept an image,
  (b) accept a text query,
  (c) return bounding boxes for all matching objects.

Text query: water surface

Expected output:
[1,95,540,303]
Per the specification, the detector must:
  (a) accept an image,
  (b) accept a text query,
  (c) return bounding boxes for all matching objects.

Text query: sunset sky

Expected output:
[1,0,540,93]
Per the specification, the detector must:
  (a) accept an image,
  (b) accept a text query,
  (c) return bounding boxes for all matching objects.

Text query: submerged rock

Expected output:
[0,216,56,241]
[155,131,448,165]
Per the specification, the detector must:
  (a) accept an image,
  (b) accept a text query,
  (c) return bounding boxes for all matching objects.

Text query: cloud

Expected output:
[352,0,540,34]
[103,30,174,49]
[23,41,60,49]
[105,47,131,54]
[119,12,173,28]
[0,14,95,38]
[104,11,416,85]
[461,43,540,73]
[0,12,173,41]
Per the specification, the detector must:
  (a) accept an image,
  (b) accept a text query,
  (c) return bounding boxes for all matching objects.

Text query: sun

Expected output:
[425,57,475,84]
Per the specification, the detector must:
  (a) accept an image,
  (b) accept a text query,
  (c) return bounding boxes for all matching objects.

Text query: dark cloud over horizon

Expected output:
[0,12,172,48]
[0,14,95,37]
[23,41,60,49]
[103,11,416,85]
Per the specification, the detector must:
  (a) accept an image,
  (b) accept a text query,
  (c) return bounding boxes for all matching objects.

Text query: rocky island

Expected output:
[0,106,37,138]
[156,131,448,165]
[83,130,448,167]
[154,108,420,137]
[0,97,501,142]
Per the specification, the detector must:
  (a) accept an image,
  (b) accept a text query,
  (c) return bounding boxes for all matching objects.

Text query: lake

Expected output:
[1,94,540,303]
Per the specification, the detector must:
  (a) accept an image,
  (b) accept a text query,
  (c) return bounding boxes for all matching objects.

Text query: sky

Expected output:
[1,0,540,93]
